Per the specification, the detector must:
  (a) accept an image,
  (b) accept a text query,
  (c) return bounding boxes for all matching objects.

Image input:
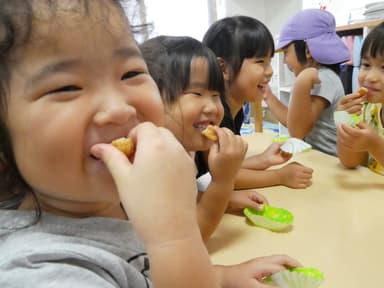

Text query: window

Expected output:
[144,0,215,41]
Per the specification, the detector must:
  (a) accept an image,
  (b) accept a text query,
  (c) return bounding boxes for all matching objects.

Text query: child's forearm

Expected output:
[337,142,367,169]
[242,154,273,170]
[233,168,283,189]
[197,180,234,242]
[148,232,219,288]
[288,81,313,138]
[288,68,323,138]
[264,93,288,126]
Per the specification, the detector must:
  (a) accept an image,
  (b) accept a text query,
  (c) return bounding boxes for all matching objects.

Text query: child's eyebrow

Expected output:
[24,48,143,90]
[114,47,143,60]
[25,59,80,90]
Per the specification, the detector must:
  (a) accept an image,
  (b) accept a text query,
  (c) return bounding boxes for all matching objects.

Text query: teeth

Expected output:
[194,124,209,131]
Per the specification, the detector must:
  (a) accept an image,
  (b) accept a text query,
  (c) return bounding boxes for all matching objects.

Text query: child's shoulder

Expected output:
[0,210,145,251]
[0,209,34,233]
[0,210,150,287]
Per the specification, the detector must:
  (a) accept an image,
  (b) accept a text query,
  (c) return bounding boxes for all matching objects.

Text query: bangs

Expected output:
[361,23,384,59]
[204,52,225,97]
[167,39,224,102]
[203,16,274,78]
[236,27,275,59]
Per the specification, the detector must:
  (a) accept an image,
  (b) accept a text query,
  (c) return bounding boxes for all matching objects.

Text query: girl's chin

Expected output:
[192,141,212,152]
[366,95,382,103]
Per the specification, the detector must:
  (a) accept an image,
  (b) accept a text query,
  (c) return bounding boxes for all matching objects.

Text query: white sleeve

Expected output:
[196,172,212,192]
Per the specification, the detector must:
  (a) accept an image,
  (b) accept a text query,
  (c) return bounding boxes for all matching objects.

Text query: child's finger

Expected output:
[249,191,268,205]
[91,143,133,185]
[246,200,264,211]
[254,282,278,288]
[355,122,369,129]
[258,254,302,268]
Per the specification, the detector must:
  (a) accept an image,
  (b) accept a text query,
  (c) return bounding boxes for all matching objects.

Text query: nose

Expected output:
[264,63,273,79]
[364,67,380,83]
[93,93,136,126]
[202,97,220,114]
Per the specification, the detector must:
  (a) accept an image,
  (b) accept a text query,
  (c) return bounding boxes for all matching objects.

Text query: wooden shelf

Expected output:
[336,19,384,36]
[336,19,383,31]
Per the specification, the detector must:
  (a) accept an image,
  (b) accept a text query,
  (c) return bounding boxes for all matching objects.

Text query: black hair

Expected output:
[292,40,341,75]
[0,0,139,219]
[360,22,384,61]
[140,35,225,106]
[202,15,275,80]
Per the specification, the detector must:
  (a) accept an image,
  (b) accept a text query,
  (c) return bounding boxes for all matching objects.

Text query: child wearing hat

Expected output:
[264,9,350,156]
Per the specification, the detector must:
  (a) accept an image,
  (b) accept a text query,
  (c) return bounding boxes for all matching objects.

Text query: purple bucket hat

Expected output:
[276,9,350,64]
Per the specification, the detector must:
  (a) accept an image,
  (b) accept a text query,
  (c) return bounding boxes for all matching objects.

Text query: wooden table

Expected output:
[208,131,384,288]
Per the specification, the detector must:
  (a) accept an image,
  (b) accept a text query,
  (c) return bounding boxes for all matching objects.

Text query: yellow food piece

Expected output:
[111,137,135,156]
[358,87,368,96]
[201,125,218,141]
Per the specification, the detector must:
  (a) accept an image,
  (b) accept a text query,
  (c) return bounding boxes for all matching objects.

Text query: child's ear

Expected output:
[216,57,230,81]
[305,45,313,60]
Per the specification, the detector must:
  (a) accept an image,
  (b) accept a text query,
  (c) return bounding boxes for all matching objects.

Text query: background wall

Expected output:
[219,0,380,38]
[144,0,381,41]
[216,0,265,21]
[145,0,210,40]
[303,0,379,26]
[265,0,302,38]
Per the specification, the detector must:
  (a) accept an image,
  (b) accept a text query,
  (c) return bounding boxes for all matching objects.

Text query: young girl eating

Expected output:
[337,22,384,174]
[0,0,300,287]
[140,35,269,241]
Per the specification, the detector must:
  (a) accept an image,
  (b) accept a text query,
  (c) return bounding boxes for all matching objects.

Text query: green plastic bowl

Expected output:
[244,205,294,231]
[289,267,324,281]
[272,136,289,143]
[265,266,325,287]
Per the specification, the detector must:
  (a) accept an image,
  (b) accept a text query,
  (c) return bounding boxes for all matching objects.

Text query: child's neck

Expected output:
[226,94,244,118]
[19,193,128,220]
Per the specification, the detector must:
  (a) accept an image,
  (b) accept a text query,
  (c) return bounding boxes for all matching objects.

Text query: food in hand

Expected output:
[111,137,135,156]
[244,205,294,231]
[201,125,218,141]
[358,87,368,96]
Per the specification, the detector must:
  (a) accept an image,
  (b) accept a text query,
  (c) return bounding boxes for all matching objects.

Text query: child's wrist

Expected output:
[275,168,285,185]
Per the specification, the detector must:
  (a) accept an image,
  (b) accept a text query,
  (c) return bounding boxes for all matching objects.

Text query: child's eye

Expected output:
[360,62,370,69]
[185,91,202,96]
[47,85,81,94]
[121,71,142,80]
